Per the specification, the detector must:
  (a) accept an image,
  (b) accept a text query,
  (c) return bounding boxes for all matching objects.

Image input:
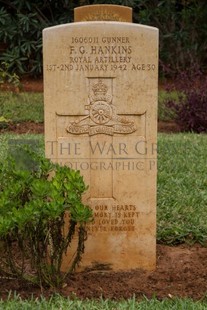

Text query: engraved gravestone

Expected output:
[43,5,158,271]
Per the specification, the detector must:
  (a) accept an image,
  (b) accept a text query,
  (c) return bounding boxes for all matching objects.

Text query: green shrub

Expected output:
[132,0,207,76]
[0,148,92,288]
[0,1,76,76]
[0,62,20,88]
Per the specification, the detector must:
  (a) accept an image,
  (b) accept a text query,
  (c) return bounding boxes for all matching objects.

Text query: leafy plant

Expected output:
[0,148,92,288]
[0,115,9,129]
[0,62,20,89]
[0,1,76,76]
[164,70,207,133]
[133,0,207,77]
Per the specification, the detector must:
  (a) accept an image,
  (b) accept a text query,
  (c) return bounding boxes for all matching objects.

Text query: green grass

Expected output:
[0,91,43,122]
[1,295,207,309]
[0,90,177,124]
[157,133,207,244]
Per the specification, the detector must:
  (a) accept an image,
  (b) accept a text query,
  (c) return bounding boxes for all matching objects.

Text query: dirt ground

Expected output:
[0,121,180,134]
[0,244,207,300]
[0,79,206,301]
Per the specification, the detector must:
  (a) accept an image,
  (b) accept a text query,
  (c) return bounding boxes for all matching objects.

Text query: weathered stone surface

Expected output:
[74,5,132,22]
[43,18,158,271]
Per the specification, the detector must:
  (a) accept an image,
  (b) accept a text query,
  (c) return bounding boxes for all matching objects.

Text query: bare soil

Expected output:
[0,122,44,134]
[0,121,181,134]
[1,79,206,301]
[0,244,207,300]
[1,77,43,93]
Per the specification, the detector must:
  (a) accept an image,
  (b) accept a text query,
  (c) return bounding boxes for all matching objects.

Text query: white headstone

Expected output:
[43,5,158,271]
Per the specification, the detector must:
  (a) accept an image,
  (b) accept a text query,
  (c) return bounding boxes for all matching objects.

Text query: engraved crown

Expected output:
[92,79,108,96]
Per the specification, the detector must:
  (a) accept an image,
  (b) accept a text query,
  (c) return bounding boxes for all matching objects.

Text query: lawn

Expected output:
[0,92,43,123]
[1,294,207,309]
[158,133,207,244]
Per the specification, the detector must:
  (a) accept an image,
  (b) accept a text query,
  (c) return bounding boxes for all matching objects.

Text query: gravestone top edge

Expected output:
[43,22,159,33]
[74,4,132,9]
